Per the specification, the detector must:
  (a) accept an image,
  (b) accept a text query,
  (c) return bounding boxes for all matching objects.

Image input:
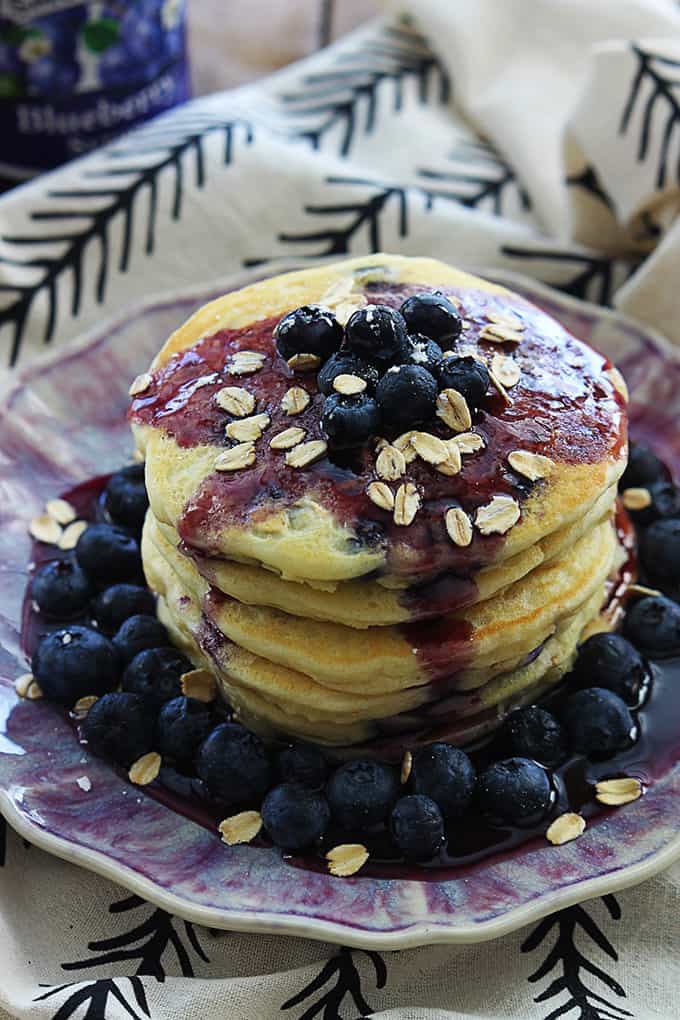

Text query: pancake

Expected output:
[149,525,609,752]
[131,253,628,751]
[144,511,617,695]
[142,510,615,750]
[131,255,627,593]
[154,479,617,627]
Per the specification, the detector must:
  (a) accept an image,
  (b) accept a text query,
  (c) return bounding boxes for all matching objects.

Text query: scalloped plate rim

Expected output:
[1,260,679,950]
[1,780,678,949]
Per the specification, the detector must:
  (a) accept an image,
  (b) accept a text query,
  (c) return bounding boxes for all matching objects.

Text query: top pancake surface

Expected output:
[130,255,627,585]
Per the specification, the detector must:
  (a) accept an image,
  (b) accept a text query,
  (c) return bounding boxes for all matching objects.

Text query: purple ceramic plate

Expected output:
[1,264,679,949]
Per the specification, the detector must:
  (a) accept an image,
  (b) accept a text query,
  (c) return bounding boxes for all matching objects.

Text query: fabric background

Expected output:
[0,0,679,1016]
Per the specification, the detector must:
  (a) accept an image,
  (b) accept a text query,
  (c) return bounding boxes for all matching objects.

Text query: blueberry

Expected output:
[620,443,667,490]
[277,744,328,789]
[624,595,680,656]
[31,559,92,617]
[32,625,119,706]
[112,462,145,482]
[113,615,168,665]
[83,692,153,766]
[158,766,209,801]
[400,292,462,347]
[649,480,680,521]
[400,334,443,377]
[477,757,554,827]
[274,305,343,364]
[195,722,271,808]
[344,305,409,365]
[390,794,444,859]
[501,706,567,766]
[625,480,680,526]
[75,524,141,585]
[437,355,490,412]
[262,782,331,850]
[326,760,399,829]
[317,352,380,396]
[375,365,438,431]
[91,584,156,634]
[105,465,149,534]
[122,647,192,708]
[321,392,381,449]
[562,687,636,758]
[640,519,680,589]
[156,696,213,764]
[409,743,476,817]
[572,633,647,704]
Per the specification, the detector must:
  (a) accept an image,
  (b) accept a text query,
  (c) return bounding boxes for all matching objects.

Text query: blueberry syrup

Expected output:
[20,475,680,880]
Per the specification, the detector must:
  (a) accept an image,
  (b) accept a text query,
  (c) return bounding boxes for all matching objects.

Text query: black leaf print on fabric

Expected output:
[0,118,253,368]
[634,210,663,244]
[252,136,532,269]
[34,976,150,1020]
[522,895,633,1020]
[273,176,411,257]
[61,893,208,980]
[418,139,532,216]
[247,174,457,265]
[278,22,450,156]
[500,243,632,306]
[0,816,32,865]
[566,165,615,212]
[620,45,680,188]
[249,167,534,268]
[282,946,387,1020]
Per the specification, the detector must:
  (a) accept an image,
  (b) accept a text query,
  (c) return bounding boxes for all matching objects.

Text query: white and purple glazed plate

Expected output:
[0,265,679,949]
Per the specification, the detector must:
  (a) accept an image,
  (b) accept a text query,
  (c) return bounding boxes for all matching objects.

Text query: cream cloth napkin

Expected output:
[1,1,679,1017]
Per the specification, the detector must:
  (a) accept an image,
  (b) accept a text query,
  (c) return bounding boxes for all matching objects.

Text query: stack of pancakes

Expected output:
[130,255,628,756]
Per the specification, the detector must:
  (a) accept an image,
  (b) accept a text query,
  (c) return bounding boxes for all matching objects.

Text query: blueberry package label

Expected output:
[0,0,190,178]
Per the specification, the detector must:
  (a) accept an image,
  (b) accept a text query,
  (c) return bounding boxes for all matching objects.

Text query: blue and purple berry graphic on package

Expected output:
[0,0,190,178]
